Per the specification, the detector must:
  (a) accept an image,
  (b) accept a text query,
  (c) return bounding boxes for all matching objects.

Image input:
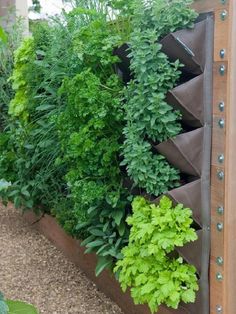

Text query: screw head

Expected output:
[217,171,224,180]
[218,118,225,128]
[220,10,228,20]
[217,222,224,232]
[217,206,224,215]
[216,256,224,266]
[216,305,223,313]
[216,272,223,281]
[219,64,226,75]
[220,49,225,59]
[219,102,225,112]
[218,154,224,164]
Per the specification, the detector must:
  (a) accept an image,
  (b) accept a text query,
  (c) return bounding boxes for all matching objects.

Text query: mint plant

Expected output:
[115,196,198,313]
[122,0,198,196]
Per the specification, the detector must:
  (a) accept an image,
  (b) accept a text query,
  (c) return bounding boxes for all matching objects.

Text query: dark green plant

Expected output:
[122,0,197,196]
[115,196,198,313]
[2,2,132,273]
[29,0,42,13]
[55,10,132,272]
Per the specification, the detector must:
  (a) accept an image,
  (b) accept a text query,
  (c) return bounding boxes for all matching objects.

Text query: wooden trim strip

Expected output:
[223,0,236,313]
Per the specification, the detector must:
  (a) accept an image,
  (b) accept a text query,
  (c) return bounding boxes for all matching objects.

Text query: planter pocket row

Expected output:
[115,14,214,314]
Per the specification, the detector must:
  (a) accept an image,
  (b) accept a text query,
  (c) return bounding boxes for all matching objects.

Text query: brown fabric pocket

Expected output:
[160,20,207,75]
[177,230,202,275]
[167,180,202,226]
[167,74,204,127]
[154,128,203,177]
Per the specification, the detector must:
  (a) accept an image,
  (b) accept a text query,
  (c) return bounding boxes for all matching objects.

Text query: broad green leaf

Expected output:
[6,300,38,314]
[95,256,113,277]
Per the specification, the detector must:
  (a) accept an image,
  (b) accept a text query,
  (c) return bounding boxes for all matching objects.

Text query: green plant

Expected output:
[2,2,133,273]
[0,19,23,127]
[4,23,67,210]
[55,10,132,272]
[122,0,197,196]
[115,196,198,313]
[0,292,38,314]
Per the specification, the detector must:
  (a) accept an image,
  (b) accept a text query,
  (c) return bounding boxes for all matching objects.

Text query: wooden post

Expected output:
[192,0,236,313]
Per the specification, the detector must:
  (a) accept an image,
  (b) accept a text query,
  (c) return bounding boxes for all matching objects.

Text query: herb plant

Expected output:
[115,196,198,313]
[122,0,197,196]
[55,9,132,272]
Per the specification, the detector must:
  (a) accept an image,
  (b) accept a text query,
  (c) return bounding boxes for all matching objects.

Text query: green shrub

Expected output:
[115,196,198,313]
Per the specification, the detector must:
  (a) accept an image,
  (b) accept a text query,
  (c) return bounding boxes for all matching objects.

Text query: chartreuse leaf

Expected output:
[0,26,8,44]
[6,300,38,314]
[115,196,198,313]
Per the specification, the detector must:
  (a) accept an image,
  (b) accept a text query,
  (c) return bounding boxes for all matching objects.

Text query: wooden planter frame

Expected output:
[22,1,236,314]
[192,0,236,313]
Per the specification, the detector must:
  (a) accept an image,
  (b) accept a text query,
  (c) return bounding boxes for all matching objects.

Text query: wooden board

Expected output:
[192,0,236,313]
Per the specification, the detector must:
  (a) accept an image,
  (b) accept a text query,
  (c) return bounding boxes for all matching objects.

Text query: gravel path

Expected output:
[0,203,124,314]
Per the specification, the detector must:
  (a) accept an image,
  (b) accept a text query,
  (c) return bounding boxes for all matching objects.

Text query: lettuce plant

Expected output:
[115,196,198,313]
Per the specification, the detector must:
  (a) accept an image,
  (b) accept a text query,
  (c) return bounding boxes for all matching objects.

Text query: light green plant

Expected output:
[0,292,38,314]
[115,196,198,313]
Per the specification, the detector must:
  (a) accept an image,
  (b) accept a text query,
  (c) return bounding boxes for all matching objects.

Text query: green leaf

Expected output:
[112,210,123,225]
[86,240,104,248]
[6,300,38,314]
[35,104,56,111]
[0,26,8,44]
[95,256,113,277]
[89,229,105,237]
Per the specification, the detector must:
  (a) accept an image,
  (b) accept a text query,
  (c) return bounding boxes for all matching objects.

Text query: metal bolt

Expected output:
[216,256,224,266]
[218,154,224,164]
[220,10,228,20]
[219,64,226,76]
[217,206,224,215]
[218,118,225,128]
[217,171,224,180]
[216,272,223,281]
[216,305,223,313]
[220,49,225,59]
[219,101,225,112]
[217,222,224,232]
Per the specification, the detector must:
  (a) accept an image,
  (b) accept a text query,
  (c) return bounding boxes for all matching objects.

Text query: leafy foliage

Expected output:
[6,300,38,314]
[122,0,197,196]
[30,0,42,13]
[0,0,199,294]
[115,196,198,313]
[55,10,132,271]
[1,2,132,272]
[0,20,23,128]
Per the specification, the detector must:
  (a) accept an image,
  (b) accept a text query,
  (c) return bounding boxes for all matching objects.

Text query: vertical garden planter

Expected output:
[3,1,236,313]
